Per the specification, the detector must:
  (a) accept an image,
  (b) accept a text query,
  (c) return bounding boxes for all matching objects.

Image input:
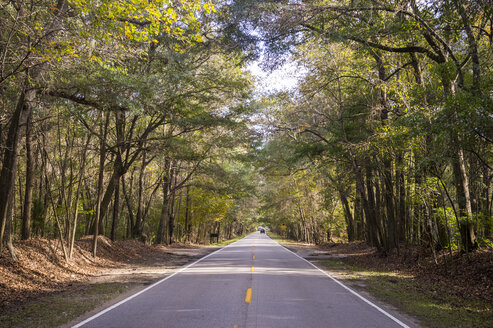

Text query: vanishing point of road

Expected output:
[73,233,417,328]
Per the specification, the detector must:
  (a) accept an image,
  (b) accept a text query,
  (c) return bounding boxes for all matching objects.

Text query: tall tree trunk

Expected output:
[374,53,397,252]
[156,159,171,244]
[167,168,177,244]
[92,113,109,258]
[482,167,492,237]
[455,148,477,251]
[0,79,35,249]
[174,189,182,241]
[338,188,354,242]
[6,191,18,260]
[396,153,407,243]
[0,0,69,250]
[111,175,120,241]
[21,110,34,240]
[69,135,91,259]
[133,150,147,237]
[47,177,69,264]
[122,175,135,238]
[365,165,384,250]
[184,185,191,242]
[354,178,364,240]
[383,158,397,251]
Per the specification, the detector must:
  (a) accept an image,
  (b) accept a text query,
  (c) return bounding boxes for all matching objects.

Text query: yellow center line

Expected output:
[251,266,255,272]
[234,325,238,328]
[245,288,252,303]
[252,255,255,260]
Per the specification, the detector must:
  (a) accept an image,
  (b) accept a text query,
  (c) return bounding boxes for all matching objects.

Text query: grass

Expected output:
[266,232,292,244]
[0,282,127,328]
[0,236,247,327]
[210,234,249,246]
[321,259,493,328]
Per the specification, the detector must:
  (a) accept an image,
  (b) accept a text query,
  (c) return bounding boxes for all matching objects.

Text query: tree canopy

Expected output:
[1,0,492,260]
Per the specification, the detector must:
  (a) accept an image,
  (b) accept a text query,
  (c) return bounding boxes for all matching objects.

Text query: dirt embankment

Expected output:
[0,236,215,309]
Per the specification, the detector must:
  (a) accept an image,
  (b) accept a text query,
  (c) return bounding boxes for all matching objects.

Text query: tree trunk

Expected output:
[0,0,69,249]
[374,53,398,252]
[458,147,477,251]
[69,135,91,259]
[184,185,191,242]
[383,157,397,251]
[21,110,34,240]
[338,188,354,242]
[396,153,407,243]
[6,192,18,260]
[92,113,109,258]
[133,150,147,237]
[354,178,364,240]
[452,149,477,252]
[365,165,384,251]
[167,168,177,244]
[111,175,120,241]
[122,175,135,238]
[0,81,35,249]
[156,159,171,244]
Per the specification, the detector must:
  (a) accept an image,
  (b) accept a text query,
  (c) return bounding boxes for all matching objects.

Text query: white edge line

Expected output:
[72,236,247,328]
[271,237,411,328]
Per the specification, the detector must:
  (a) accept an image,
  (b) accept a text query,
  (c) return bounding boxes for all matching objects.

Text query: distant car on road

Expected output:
[259,228,265,234]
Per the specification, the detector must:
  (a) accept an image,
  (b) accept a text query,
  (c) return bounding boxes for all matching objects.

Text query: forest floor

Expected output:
[0,236,229,328]
[277,236,493,328]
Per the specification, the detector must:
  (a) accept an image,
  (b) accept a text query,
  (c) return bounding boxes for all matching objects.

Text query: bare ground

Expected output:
[0,236,218,327]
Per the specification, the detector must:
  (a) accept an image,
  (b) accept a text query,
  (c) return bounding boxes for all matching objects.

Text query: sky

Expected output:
[246,59,306,95]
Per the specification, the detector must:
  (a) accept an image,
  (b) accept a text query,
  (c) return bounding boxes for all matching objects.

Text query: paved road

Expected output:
[74,233,415,328]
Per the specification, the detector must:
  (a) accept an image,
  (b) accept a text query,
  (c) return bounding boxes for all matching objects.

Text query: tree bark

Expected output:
[0,79,35,249]
[69,135,91,259]
[338,188,354,241]
[156,159,171,244]
[111,175,120,241]
[374,53,397,252]
[6,192,18,260]
[184,185,191,242]
[167,168,177,244]
[92,113,109,258]
[122,175,135,238]
[133,150,147,237]
[365,165,384,251]
[21,110,34,240]
[396,153,407,243]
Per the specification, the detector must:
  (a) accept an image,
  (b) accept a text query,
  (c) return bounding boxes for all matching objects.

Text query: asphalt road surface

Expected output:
[73,233,416,328]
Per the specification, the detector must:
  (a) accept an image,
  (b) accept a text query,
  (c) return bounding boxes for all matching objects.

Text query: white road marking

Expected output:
[274,238,411,328]
[72,237,248,327]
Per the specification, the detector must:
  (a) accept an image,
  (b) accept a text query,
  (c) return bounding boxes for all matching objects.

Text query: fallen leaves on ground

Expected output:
[318,242,493,304]
[0,236,201,308]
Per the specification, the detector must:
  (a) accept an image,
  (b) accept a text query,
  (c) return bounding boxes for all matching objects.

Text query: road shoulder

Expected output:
[274,237,492,328]
[0,243,219,328]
